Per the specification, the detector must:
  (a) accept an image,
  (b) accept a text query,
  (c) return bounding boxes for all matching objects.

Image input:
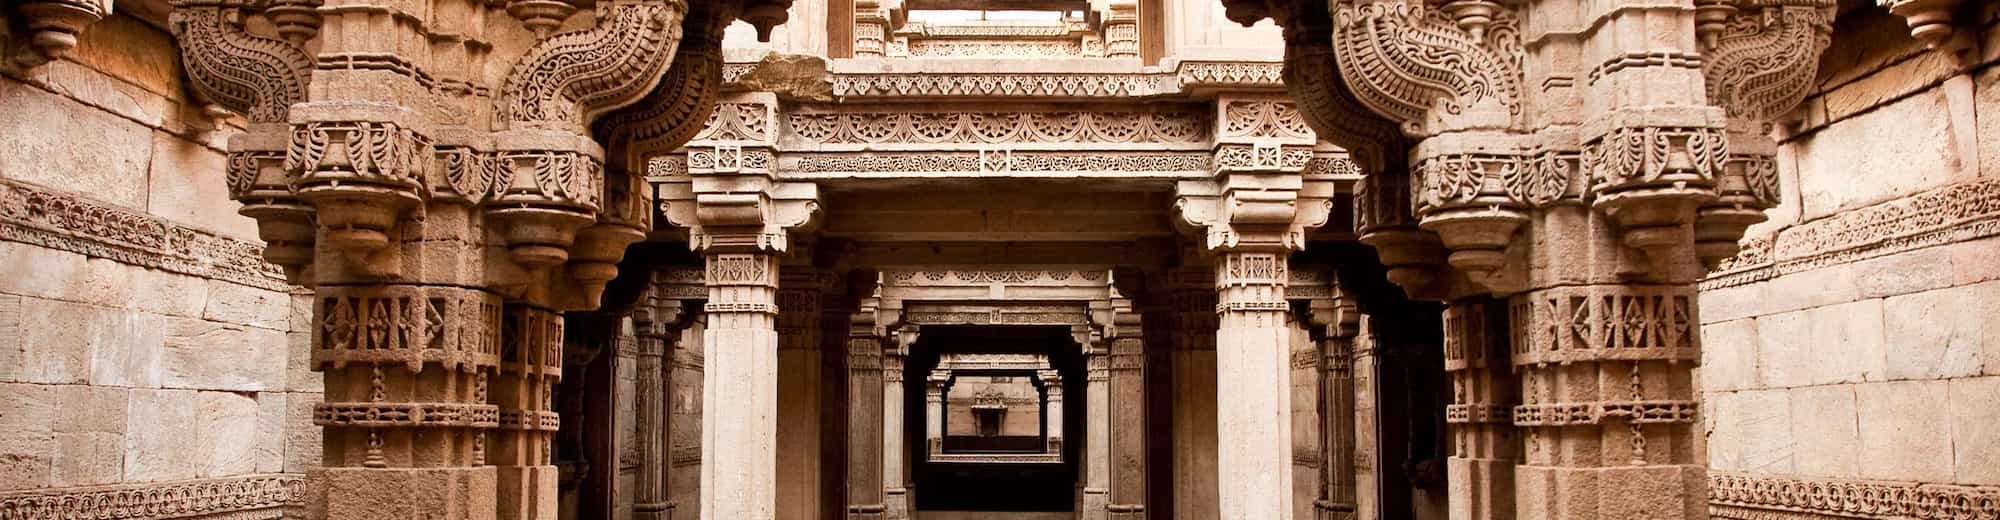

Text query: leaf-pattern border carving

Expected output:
[1702,178,2000,291]
[0,179,290,292]
[786,109,1208,145]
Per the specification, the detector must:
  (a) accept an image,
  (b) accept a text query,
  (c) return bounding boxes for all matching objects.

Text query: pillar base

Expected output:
[497,464,560,520]
[310,466,497,520]
[1447,457,1516,520]
[885,488,911,520]
[1515,464,1703,520]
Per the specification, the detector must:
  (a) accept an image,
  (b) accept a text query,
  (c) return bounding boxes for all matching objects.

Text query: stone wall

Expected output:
[1699,5,2000,519]
[0,12,318,518]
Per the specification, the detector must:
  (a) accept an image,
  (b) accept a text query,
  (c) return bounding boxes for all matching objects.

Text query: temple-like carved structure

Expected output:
[1,0,1997,519]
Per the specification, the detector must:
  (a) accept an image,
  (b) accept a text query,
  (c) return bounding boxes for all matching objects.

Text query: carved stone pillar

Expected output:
[883,324,918,520]
[1166,267,1219,520]
[1307,296,1359,520]
[1174,94,1332,520]
[925,369,950,457]
[632,294,688,520]
[1080,328,1110,520]
[1349,316,1383,520]
[778,269,827,520]
[1037,370,1066,455]
[308,285,503,520]
[1102,0,1140,59]
[1212,251,1296,520]
[1106,307,1147,520]
[494,305,564,520]
[698,252,782,519]
[846,298,888,520]
[1442,299,1517,520]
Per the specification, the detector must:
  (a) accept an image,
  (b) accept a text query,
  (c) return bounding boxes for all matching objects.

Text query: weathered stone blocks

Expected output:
[1806,299,1887,385]
[162,317,285,392]
[1788,384,1860,478]
[1855,380,1952,482]
[0,383,57,490]
[1883,285,1984,380]
[123,388,199,481]
[0,80,154,209]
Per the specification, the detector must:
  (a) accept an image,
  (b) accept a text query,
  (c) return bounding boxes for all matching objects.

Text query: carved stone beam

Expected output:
[1881,0,1980,69]
[490,0,688,304]
[168,0,317,281]
[9,0,112,68]
[657,92,821,254]
[1695,0,1835,268]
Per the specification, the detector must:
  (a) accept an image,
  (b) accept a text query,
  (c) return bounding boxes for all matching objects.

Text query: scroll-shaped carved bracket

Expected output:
[498,0,690,132]
[1695,1,1833,268]
[8,0,110,68]
[169,0,312,124]
[1329,1,1524,137]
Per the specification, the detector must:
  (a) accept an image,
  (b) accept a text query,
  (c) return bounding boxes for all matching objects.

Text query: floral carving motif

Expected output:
[789,151,1213,175]
[1583,126,1729,188]
[0,179,287,291]
[1222,101,1313,140]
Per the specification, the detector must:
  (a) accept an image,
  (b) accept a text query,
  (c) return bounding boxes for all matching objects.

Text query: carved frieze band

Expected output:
[1708,472,2000,520]
[904,304,1090,326]
[787,109,1208,145]
[0,473,306,520]
[785,151,1216,177]
[0,179,290,292]
[819,61,1283,99]
[1703,177,2000,291]
[883,269,1108,287]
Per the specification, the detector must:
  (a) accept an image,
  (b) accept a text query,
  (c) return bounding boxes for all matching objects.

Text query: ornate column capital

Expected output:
[657,92,822,254]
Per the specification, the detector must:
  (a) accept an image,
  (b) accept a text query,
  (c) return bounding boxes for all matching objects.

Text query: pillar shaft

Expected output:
[1038,370,1066,454]
[778,273,826,520]
[1510,285,1704,520]
[883,341,911,520]
[1082,351,1110,520]
[847,330,887,519]
[1168,267,1218,520]
[1444,299,1518,520]
[309,284,502,520]
[700,252,783,520]
[1214,251,1295,520]
[1108,327,1148,519]
[633,300,680,520]
[1316,329,1357,520]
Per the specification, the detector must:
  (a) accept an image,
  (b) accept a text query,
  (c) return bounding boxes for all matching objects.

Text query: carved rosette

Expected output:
[9,0,111,68]
[1696,1,1834,267]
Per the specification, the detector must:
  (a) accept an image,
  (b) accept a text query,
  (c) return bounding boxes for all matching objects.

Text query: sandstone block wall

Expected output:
[0,12,319,518]
[1700,5,2000,518]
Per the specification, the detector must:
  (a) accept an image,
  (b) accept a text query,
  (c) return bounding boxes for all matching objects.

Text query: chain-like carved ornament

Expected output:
[1330,2,1524,136]
[499,1,689,129]
[788,109,1208,145]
